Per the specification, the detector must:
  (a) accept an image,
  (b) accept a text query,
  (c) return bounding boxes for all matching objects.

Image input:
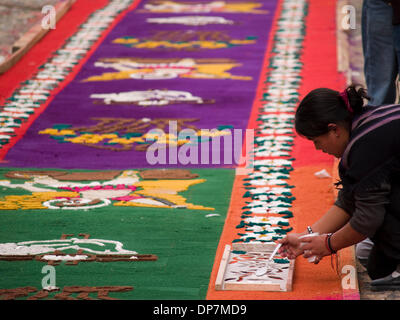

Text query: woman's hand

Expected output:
[277,233,304,259]
[300,234,331,263]
[278,233,332,264]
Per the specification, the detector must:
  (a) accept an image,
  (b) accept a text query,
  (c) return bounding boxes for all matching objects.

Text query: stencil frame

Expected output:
[215,242,294,292]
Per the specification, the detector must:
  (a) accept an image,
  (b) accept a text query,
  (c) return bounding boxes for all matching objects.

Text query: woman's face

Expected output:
[308,124,350,158]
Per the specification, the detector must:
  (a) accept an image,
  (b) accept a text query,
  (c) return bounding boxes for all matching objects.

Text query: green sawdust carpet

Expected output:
[0,168,235,300]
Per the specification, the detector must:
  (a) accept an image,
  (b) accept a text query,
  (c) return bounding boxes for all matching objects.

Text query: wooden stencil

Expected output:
[215,242,295,292]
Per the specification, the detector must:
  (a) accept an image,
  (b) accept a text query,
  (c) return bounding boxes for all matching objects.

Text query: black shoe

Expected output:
[371,272,400,291]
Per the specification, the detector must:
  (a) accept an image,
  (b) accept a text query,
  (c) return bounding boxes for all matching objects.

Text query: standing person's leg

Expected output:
[362,0,398,106]
[393,24,400,75]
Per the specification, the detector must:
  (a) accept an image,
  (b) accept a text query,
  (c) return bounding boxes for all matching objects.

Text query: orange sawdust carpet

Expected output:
[206,0,359,300]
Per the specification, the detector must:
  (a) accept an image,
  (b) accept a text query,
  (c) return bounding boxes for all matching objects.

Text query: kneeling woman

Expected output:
[278,85,400,290]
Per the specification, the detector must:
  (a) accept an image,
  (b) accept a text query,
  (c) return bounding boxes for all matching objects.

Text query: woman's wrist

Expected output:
[324,233,337,254]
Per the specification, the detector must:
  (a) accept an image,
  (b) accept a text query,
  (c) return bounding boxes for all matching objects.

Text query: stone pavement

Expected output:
[0,0,60,63]
[357,261,400,300]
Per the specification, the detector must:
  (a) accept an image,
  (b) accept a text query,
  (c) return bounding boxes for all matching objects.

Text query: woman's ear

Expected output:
[327,123,339,137]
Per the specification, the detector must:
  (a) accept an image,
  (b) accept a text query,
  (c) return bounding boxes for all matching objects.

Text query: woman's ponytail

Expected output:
[342,85,369,115]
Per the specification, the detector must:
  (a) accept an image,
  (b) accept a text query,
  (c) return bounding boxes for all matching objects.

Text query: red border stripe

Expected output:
[0,0,142,161]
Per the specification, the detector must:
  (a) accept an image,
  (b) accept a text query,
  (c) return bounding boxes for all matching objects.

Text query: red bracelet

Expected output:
[325,233,336,254]
[324,234,331,253]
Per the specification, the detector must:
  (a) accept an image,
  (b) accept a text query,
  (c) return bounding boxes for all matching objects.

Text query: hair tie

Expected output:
[339,90,353,113]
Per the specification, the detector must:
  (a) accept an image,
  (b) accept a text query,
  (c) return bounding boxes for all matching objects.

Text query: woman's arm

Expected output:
[309,204,351,234]
[278,204,351,259]
[302,187,390,259]
[328,222,367,252]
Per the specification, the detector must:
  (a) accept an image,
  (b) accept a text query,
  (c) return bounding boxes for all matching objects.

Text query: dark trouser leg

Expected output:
[362,0,398,105]
[393,24,400,75]
[367,245,398,280]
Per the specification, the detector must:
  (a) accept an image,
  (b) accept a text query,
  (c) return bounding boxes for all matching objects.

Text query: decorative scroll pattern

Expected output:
[0,0,133,151]
[233,0,308,244]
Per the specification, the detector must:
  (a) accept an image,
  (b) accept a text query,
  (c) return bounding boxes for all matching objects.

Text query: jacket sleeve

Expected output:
[349,182,391,238]
[334,189,353,215]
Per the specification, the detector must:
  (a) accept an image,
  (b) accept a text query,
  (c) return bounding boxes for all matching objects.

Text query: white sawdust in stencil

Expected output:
[224,251,290,289]
[240,224,283,235]
[255,134,292,143]
[77,189,131,200]
[245,179,288,186]
[255,136,294,143]
[0,170,139,193]
[253,140,292,149]
[253,151,291,158]
[270,56,303,64]
[253,159,294,167]
[244,200,291,209]
[205,213,221,218]
[246,207,291,215]
[92,58,221,80]
[257,125,293,133]
[246,186,292,195]
[264,88,299,97]
[244,171,289,181]
[0,180,53,192]
[90,90,205,106]
[258,128,293,134]
[43,198,111,210]
[0,111,30,119]
[41,254,90,261]
[238,233,282,243]
[246,172,290,180]
[243,216,289,225]
[258,114,295,120]
[124,197,169,207]
[144,1,225,13]
[147,16,234,26]
[0,238,137,256]
[266,73,300,82]
[253,147,291,156]
[258,121,293,128]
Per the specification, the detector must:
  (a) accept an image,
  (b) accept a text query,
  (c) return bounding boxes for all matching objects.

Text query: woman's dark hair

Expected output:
[295,85,369,138]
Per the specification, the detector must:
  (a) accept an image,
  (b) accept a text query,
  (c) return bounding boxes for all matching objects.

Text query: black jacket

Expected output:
[335,104,400,259]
